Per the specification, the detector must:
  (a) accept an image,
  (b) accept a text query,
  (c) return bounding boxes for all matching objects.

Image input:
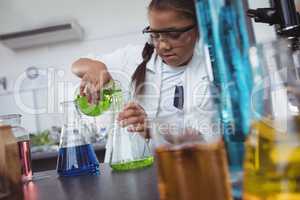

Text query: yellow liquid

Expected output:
[244,116,300,200]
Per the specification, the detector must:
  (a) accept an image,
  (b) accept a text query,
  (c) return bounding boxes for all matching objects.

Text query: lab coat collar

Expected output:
[146,53,160,73]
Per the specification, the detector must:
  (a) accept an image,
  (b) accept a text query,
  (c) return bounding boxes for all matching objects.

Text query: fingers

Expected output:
[127,123,150,139]
[118,102,145,119]
[127,123,145,132]
[89,83,101,104]
[119,115,145,127]
[118,107,145,121]
[83,82,99,104]
[79,72,111,104]
[123,102,144,111]
[117,102,148,133]
[80,80,87,96]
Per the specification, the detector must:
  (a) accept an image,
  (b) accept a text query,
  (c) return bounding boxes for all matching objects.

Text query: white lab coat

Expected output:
[87,41,220,163]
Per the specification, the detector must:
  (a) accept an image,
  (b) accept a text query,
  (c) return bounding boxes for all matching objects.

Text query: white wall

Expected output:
[0,0,149,84]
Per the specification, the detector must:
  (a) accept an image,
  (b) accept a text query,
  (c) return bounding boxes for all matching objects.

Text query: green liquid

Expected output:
[110,156,154,171]
[75,89,121,117]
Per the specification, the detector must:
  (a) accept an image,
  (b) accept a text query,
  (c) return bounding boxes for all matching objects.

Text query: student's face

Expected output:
[148,9,198,67]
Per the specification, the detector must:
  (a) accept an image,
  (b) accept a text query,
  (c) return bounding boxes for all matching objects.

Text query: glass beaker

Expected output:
[0,125,11,199]
[56,101,100,176]
[0,114,32,183]
[108,91,154,171]
[244,40,300,199]
[148,113,232,200]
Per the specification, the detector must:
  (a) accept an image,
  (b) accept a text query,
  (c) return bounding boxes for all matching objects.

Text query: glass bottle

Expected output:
[244,40,300,200]
[56,101,99,176]
[0,114,32,183]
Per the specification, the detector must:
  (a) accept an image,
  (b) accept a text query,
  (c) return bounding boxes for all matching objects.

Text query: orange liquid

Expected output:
[155,140,232,200]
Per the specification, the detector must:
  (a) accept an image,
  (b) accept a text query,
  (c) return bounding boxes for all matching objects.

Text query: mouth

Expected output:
[162,54,177,60]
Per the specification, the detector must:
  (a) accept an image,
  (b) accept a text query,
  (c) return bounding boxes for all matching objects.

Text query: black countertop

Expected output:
[22,163,160,200]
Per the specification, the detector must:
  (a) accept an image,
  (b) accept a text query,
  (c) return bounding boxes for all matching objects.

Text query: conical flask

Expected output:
[56,101,99,176]
[107,91,154,171]
[244,39,300,199]
[75,80,121,117]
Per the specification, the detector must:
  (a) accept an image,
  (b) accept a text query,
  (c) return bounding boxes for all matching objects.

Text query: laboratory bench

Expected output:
[19,163,159,200]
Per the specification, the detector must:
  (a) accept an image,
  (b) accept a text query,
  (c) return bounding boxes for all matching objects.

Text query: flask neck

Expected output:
[61,101,82,127]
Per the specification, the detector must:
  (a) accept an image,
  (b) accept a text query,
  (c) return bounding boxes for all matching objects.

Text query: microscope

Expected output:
[248,0,300,50]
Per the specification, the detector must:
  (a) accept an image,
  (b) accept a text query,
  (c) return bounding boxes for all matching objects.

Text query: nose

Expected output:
[157,39,172,51]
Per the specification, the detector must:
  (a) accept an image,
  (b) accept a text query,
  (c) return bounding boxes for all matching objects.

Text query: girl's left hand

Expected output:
[117,102,149,137]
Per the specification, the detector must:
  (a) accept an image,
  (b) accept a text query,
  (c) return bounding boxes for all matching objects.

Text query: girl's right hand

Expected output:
[72,58,112,104]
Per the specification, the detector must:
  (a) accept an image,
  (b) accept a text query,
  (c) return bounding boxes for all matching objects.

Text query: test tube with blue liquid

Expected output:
[195,0,253,199]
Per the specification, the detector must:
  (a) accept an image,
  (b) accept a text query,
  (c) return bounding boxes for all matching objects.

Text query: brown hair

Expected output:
[131,0,197,95]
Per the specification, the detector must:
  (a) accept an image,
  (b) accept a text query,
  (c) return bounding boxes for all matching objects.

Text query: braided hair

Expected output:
[131,0,197,95]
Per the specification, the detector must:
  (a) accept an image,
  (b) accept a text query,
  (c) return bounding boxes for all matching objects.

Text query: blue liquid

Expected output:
[57,144,100,176]
[195,0,253,140]
[195,1,254,199]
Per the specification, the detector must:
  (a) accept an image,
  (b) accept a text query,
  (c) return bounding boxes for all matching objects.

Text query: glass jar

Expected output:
[244,40,300,200]
[0,114,32,183]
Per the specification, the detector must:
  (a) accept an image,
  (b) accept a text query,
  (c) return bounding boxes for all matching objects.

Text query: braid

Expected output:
[131,42,154,95]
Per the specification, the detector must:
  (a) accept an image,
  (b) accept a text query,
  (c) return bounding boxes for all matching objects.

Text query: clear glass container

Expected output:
[244,40,300,200]
[107,91,154,171]
[0,114,32,183]
[56,101,99,176]
[148,113,232,200]
[75,80,121,117]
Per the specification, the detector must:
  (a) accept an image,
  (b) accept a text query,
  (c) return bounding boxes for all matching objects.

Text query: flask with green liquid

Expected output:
[107,90,154,171]
[75,80,121,117]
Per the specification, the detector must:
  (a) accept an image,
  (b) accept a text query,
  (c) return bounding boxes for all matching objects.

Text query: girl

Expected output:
[72,0,218,139]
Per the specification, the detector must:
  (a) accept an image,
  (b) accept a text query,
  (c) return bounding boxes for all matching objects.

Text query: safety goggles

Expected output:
[142,24,196,46]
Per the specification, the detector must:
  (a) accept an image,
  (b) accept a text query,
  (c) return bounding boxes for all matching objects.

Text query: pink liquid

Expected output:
[17,140,33,182]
